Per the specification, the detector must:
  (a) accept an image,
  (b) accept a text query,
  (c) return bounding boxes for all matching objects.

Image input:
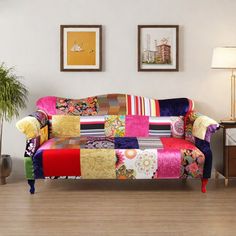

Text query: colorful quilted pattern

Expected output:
[185,111,219,143]
[80,149,116,179]
[25,136,40,157]
[97,94,127,115]
[104,115,125,137]
[29,110,48,128]
[36,94,193,117]
[56,96,98,115]
[31,137,205,180]
[16,94,219,182]
[51,115,80,137]
[180,149,204,178]
[116,149,158,179]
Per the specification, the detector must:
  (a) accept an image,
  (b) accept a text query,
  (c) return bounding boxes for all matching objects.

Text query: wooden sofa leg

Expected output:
[28,180,35,194]
[201,178,208,193]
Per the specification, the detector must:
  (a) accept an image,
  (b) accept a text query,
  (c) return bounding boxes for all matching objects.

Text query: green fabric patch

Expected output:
[24,157,34,179]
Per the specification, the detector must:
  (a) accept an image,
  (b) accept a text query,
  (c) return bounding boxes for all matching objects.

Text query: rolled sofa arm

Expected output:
[16,110,49,155]
[16,110,49,180]
[185,111,219,143]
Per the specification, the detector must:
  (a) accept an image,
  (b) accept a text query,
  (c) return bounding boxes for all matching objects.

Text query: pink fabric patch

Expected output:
[36,96,57,115]
[160,137,197,150]
[38,138,55,150]
[156,149,181,178]
[125,115,149,137]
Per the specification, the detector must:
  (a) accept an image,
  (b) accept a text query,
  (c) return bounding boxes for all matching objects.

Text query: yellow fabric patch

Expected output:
[80,149,116,179]
[16,117,40,139]
[39,126,48,145]
[52,115,80,137]
[192,116,218,140]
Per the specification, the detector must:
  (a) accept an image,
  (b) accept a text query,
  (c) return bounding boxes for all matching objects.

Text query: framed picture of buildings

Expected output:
[60,25,102,71]
[138,25,179,71]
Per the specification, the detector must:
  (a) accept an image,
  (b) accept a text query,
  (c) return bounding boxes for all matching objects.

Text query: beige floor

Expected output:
[1,178,236,236]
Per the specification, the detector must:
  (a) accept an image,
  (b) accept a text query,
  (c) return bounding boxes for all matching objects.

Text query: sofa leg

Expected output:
[27,180,35,194]
[201,178,208,193]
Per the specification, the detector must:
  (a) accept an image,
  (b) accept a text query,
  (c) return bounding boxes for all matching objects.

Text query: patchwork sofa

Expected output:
[16,94,219,194]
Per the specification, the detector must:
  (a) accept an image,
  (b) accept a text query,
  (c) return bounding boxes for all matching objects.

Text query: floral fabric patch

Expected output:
[56,97,98,116]
[115,149,158,179]
[180,149,205,178]
[104,115,125,137]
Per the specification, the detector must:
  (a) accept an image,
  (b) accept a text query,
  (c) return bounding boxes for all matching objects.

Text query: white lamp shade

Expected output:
[211,47,236,69]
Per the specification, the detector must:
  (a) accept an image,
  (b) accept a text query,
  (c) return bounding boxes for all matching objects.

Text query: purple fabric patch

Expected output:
[115,137,139,149]
[36,96,57,115]
[125,115,149,137]
[156,149,181,178]
[205,124,219,142]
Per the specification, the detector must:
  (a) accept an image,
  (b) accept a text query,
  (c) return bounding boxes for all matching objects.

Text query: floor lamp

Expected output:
[211,47,236,122]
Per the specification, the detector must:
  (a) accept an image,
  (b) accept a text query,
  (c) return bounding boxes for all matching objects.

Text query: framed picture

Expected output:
[60,25,102,71]
[138,25,179,71]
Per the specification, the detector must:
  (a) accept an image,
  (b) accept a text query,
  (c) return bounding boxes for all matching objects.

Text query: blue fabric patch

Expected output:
[32,150,45,179]
[115,137,139,149]
[195,137,212,179]
[159,98,190,116]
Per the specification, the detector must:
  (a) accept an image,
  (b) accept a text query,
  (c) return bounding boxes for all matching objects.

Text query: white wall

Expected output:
[1,0,236,177]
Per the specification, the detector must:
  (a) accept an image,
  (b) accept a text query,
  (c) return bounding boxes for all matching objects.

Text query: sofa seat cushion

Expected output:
[33,137,205,179]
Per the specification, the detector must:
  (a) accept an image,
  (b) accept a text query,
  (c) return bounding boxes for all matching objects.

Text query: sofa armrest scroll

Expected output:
[16,110,49,141]
[185,111,219,143]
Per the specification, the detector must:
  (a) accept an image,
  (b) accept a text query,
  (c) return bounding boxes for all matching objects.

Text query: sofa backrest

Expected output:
[36,94,194,117]
[36,94,193,139]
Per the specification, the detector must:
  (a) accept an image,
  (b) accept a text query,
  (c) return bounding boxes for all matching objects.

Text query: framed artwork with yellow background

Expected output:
[60,25,102,71]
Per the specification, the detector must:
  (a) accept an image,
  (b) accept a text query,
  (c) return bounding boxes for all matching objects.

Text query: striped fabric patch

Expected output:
[126,95,160,116]
[80,116,105,137]
[149,117,172,137]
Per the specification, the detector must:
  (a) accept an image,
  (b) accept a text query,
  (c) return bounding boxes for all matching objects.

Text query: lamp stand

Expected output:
[221,70,236,123]
[231,70,236,120]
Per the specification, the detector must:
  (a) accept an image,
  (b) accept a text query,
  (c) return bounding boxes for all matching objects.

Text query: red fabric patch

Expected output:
[43,149,81,176]
[155,100,160,116]
[160,137,197,150]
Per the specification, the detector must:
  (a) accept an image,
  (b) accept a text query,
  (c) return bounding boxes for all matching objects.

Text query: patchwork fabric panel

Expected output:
[24,157,34,179]
[29,110,48,128]
[80,116,105,136]
[116,149,158,179]
[180,149,204,178]
[43,149,81,177]
[137,137,163,149]
[25,136,40,157]
[80,149,116,179]
[97,94,127,115]
[32,137,205,179]
[126,94,160,116]
[39,126,48,145]
[36,94,193,117]
[56,96,98,116]
[125,115,149,137]
[84,137,115,149]
[104,115,125,137]
[154,149,181,179]
[51,115,80,137]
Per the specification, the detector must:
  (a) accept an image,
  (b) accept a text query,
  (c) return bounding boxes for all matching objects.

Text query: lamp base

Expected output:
[220,118,236,123]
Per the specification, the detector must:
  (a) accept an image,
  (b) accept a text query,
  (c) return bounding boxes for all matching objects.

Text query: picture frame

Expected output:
[138,25,179,72]
[60,25,102,71]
